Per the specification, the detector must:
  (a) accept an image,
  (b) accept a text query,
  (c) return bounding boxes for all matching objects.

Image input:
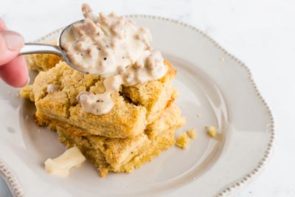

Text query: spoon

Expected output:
[19,20,88,74]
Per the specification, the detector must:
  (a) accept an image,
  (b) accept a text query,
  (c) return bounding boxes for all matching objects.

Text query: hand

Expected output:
[0,19,28,87]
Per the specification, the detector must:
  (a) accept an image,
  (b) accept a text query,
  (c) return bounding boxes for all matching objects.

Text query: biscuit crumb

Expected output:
[99,167,109,177]
[176,129,197,149]
[206,126,217,138]
[186,129,197,139]
[175,133,190,149]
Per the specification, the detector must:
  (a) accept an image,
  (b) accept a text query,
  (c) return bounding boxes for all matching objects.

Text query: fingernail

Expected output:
[1,31,24,51]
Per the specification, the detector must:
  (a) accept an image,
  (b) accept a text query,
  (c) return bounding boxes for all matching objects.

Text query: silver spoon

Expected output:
[20,20,88,74]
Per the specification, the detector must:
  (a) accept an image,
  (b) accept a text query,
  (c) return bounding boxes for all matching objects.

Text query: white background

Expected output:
[0,0,294,196]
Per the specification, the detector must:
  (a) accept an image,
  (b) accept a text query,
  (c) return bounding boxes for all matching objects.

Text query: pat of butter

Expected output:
[44,147,86,177]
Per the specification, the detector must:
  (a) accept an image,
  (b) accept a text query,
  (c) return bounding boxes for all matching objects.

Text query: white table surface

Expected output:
[0,0,294,196]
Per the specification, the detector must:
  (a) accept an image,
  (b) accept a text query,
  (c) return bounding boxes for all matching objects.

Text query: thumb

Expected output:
[0,31,24,65]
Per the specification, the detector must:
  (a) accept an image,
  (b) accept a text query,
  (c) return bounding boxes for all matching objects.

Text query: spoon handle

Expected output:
[20,43,63,56]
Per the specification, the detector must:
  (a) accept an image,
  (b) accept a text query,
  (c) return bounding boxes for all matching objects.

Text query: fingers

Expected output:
[0,31,24,65]
[0,20,28,88]
[0,56,28,87]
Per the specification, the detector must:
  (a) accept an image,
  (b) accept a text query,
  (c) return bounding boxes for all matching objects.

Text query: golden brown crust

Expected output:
[22,60,177,138]
[19,85,34,101]
[25,40,62,72]
[35,103,183,176]
[25,62,147,138]
[25,54,61,72]
[20,53,186,176]
[145,104,185,139]
[122,60,176,123]
[56,122,176,176]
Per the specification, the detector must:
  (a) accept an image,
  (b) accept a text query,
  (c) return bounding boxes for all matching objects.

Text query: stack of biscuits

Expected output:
[21,53,185,177]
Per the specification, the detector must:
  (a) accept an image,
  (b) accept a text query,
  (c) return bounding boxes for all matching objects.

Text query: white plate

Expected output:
[0,15,274,197]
